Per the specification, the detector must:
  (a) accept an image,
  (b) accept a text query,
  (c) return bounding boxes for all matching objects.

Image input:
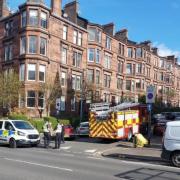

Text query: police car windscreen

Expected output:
[12,121,34,130]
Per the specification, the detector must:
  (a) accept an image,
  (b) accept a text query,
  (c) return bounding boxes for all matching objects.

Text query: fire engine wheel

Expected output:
[9,138,17,148]
[127,129,133,141]
[171,151,180,167]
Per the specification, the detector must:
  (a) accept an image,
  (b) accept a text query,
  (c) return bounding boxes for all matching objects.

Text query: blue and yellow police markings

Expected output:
[0,130,17,139]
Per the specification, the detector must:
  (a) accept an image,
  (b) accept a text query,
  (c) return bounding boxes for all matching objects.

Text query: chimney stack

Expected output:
[0,0,10,18]
[51,0,62,17]
[64,1,78,23]
[115,29,128,43]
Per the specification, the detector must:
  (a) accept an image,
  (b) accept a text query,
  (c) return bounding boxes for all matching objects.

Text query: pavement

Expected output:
[101,135,164,163]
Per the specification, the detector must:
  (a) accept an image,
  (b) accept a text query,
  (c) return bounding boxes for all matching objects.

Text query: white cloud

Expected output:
[153,42,180,62]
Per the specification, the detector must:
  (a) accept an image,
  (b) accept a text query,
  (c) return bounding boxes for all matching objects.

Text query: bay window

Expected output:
[27,91,36,108]
[28,64,36,81]
[40,11,47,28]
[40,37,47,55]
[29,10,38,26]
[29,36,37,54]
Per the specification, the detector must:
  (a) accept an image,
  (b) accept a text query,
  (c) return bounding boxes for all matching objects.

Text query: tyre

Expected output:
[127,129,133,141]
[171,152,180,167]
[9,138,17,148]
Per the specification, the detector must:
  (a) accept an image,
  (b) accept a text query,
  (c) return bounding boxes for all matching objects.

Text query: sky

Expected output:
[8,0,180,61]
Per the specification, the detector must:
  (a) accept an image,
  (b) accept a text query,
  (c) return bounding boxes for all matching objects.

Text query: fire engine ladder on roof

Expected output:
[90,102,140,116]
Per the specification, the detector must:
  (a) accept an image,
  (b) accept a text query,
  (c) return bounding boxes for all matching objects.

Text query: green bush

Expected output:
[29,119,44,133]
[8,113,28,121]
[59,119,70,125]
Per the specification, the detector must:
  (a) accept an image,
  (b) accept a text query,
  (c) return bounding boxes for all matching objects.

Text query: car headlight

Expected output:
[17,131,26,136]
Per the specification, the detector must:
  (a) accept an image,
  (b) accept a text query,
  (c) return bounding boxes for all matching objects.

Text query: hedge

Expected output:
[8,113,28,121]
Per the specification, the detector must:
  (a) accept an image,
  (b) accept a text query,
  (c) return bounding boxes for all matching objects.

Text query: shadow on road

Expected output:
[115,167,180,180]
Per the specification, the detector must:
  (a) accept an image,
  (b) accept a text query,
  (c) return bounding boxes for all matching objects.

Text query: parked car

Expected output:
[0,119,40,148]
[76,122,89,136]
[161,121,180,167]
[64,125,75,139]
[153,118,169,136]
[152,114,166,124]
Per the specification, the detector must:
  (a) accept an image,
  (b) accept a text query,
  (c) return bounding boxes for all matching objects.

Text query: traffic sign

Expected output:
[146,85,155,103]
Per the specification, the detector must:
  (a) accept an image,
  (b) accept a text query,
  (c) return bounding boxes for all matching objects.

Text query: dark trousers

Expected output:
[61,132,64,143]
[55,133,61,149]
[44,132,50,148]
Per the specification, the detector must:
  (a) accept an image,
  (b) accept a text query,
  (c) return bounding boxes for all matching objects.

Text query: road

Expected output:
[0,138,179,180]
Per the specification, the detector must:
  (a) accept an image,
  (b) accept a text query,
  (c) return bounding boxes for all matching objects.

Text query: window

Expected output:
[0,121,3,129]
[119,43,125,56]
[97,30,102,43]
[78,32,82,46]
[142,79,145,90]
[126,63,132,74]
[72,75,81,90]
[73,30,78,44]
[27,91,36,107]
[136,48,142,58]
[38,92,44,108]
[19,64,25,81]
[4,45,13,61]
[29,36,37,54]
[88,28,96,41]
[88,48,95,62]
[63,25,68,40]
[40,37,47,55]
[136,79,141,89]
[19,94,25,108]
[147,53,151,63]
[96,49,100,63]
[136,63,142,74]
[106,36,111,50]
[160,72,164,81]
[132,80,135,92]
[96,70,100,84]
[61,72,66,87]
[160,59,164,68]
[104,74,111,88]
[87,69,94,83]
[40,11,47,28]
[29,9,38,26]
[117,78,123,90]
[118,61,123,73]
[28,64,36,81]
[128,48,132,58]
[104,54,111,69]
[146,67,150,77]
[73,52,82,67]
[60,96,65,111]
[71,97,76,111]
[5,122,14,131]
[39,65,45,82]
[22,11,27,27]
[5,21,13,36]
[126,80,131,91]
[61,47,67,64]
[88,28,102,43]
[20,37,26,54]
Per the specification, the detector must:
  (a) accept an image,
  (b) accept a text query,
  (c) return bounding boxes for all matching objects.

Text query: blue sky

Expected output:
[8,0,180,60]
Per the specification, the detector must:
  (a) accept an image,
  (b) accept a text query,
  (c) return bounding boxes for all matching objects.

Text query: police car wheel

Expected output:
[9,138,17,148]
[171,152,180,167]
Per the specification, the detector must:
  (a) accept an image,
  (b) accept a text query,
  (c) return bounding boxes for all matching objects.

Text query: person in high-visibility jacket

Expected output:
[54,121,62,149]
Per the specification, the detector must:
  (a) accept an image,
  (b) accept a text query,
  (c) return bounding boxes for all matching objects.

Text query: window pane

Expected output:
[22,11,27,27]
[96,49,100,63]
[128,48,132,58]
[39,65,45,82]
[76,76,81,90]
[73,30,77,44]
[28,64,36,80]
[38,92,44,108]
[63,26,67,40]
[27,91,36,107]
[96,70,100,84]
[61,72,66,86]
[88,28,96,41]
[78,32,82,46]
[61,47,67,64]
[29,36,37,53]
[71,97,76,111]
[87,69,94,83]
[88,48,95,62]
[40,38,47,55]
[21,37,26,54]
[40,12,47,28]
[20,64,25,81]
[29,10,38,26]
[60,96,65,111]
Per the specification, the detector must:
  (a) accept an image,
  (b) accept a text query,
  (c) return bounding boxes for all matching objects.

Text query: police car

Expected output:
[0,119,40,148]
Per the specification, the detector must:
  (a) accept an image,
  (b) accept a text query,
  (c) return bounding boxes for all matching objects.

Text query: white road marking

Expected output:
[87,156,105,160]
[85,149,97,153]
[61,146,71,150]
[4,157,73,172]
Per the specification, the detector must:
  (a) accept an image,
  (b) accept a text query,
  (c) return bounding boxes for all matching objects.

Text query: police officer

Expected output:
[43,120,51,148]
[54,121,62,149]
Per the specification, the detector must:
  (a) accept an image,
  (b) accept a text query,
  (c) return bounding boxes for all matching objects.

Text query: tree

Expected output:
[38,72,62,117]
[164,89,176,106]
[0,72,22,114]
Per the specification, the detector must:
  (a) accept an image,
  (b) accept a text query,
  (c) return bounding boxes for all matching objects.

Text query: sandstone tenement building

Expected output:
[0,0,179,117]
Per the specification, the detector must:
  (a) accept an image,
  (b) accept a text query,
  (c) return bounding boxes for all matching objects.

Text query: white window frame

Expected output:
[27,64,36,81]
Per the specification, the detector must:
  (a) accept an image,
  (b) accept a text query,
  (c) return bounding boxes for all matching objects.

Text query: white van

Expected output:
[0,119,40,148]
[161,121,180,167]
